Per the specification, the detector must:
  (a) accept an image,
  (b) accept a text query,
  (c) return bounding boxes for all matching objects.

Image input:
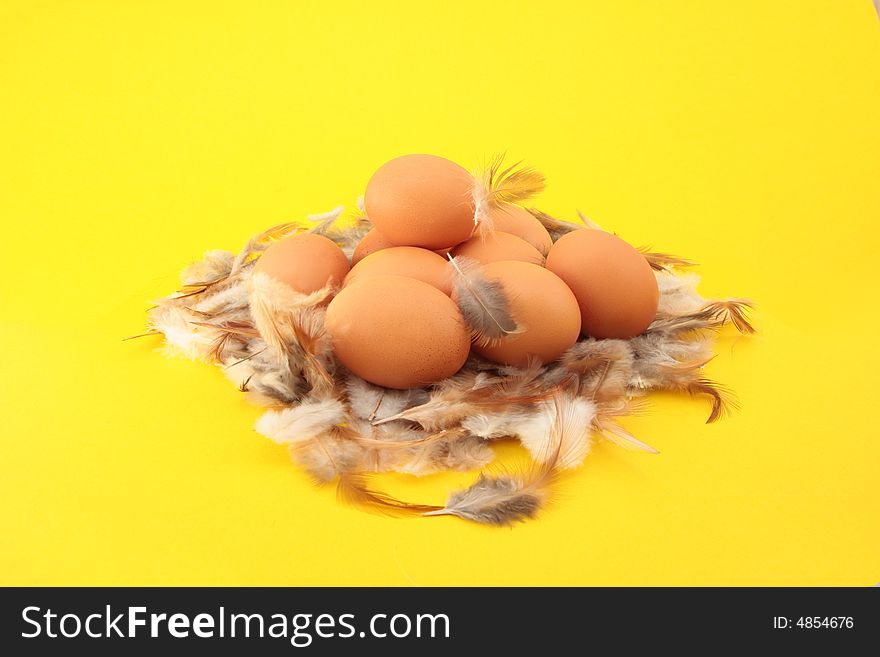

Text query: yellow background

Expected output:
[1,1,878,586]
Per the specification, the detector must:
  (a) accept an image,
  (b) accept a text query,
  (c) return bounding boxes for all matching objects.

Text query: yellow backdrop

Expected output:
[1,1,878,586]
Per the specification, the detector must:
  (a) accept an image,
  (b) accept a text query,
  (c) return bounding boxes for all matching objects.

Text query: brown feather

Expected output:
[687,378,739,423]
[701,299,756,334]
[337,474,442,518]
[638,247,698,271]
[230,222,301,275]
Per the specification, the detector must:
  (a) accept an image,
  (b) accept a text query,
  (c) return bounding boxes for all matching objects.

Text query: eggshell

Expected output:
[325,275,470,389]
[364,154,476,250]
[471,261,581,367]
[545,229,659,339]
[451,231,545,266]
[344,246,452,295]
[253,233,350,294]
[487,204,553,254]
[351,228,395,265]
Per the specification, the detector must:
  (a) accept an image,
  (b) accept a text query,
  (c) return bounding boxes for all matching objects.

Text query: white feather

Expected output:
[149,304,217,360]
[255,399,347,445]
[515,396,596,469]
[656,271,705,315]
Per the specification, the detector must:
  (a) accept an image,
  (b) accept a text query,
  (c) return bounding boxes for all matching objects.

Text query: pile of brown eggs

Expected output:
[254,154,659,390]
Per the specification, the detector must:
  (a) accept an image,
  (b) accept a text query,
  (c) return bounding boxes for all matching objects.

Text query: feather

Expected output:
[687,378,739,423]
[221,340,303,404]
[423,472,549,526]
[394,434,495,476]
[460,408,534,439]
[229,222,301,276]
[255,398,347,445]
[371,371,486,430]
[148,302,221,360]
[516,393,595,469]
[701,299,756,335]
[528,208,588,241]
[481,155,546,206]
[472,155,545,236]
[180,250,235,286]
[448,255,521,345]
[247,272,337,396]
[553,338,634,401]
[637,247,696,272]
[290,427,369,482]
[336,473,442,518]
[648,298,755,336]
[655,271,705,315]
[628,343,738,423]
[287,305,336,394]
[344,376,428,422]
[306,205,345,230]
[594,418,659,453]
[373,366,552,430]
[647,310,716,335]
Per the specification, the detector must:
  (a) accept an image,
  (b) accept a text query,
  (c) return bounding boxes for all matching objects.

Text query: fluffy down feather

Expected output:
[255,398,347,445]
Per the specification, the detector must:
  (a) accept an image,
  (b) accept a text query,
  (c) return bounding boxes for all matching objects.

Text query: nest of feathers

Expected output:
[138,161,754,526]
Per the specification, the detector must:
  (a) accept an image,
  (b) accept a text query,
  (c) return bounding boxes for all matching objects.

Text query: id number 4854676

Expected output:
[773,617,854,629]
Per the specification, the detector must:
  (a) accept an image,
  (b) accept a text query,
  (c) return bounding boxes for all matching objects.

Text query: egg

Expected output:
[451,231,544,266]
[325,275,470,389]
[344,246,452,295]
[470,261,581,367]
[487,203,552,254]
[253,233,350,294]
[545,229,659,339]
[351,228,395,265]
[364,154,476,250]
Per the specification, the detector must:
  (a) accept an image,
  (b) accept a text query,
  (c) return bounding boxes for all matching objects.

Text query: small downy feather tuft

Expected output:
[423,472,548,526]
[345,376,428,422]
[255,398,348,445]
[516,393,596,469]
[180,250,235,287]
[638,247,697,272]
[247,271,335,371]
[290,426,368,483]
[448,255,520,346]
[229,222,301,276]
[472,155,546,235]
[701,299,756,335]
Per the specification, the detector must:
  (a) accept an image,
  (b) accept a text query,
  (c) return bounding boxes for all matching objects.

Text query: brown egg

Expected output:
[344,246,452,295]
[325,275,470,389]
[487,203,552,254]
[351,228,395,265]
[451,231,544,266]
[253,233,350,294]
[471,261,581,367]
[546,229,659,339]
[364,154,476,250]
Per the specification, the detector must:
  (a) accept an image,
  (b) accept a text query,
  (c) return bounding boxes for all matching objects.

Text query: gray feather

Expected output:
[424,473,545,526]
[448,255,519,346]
